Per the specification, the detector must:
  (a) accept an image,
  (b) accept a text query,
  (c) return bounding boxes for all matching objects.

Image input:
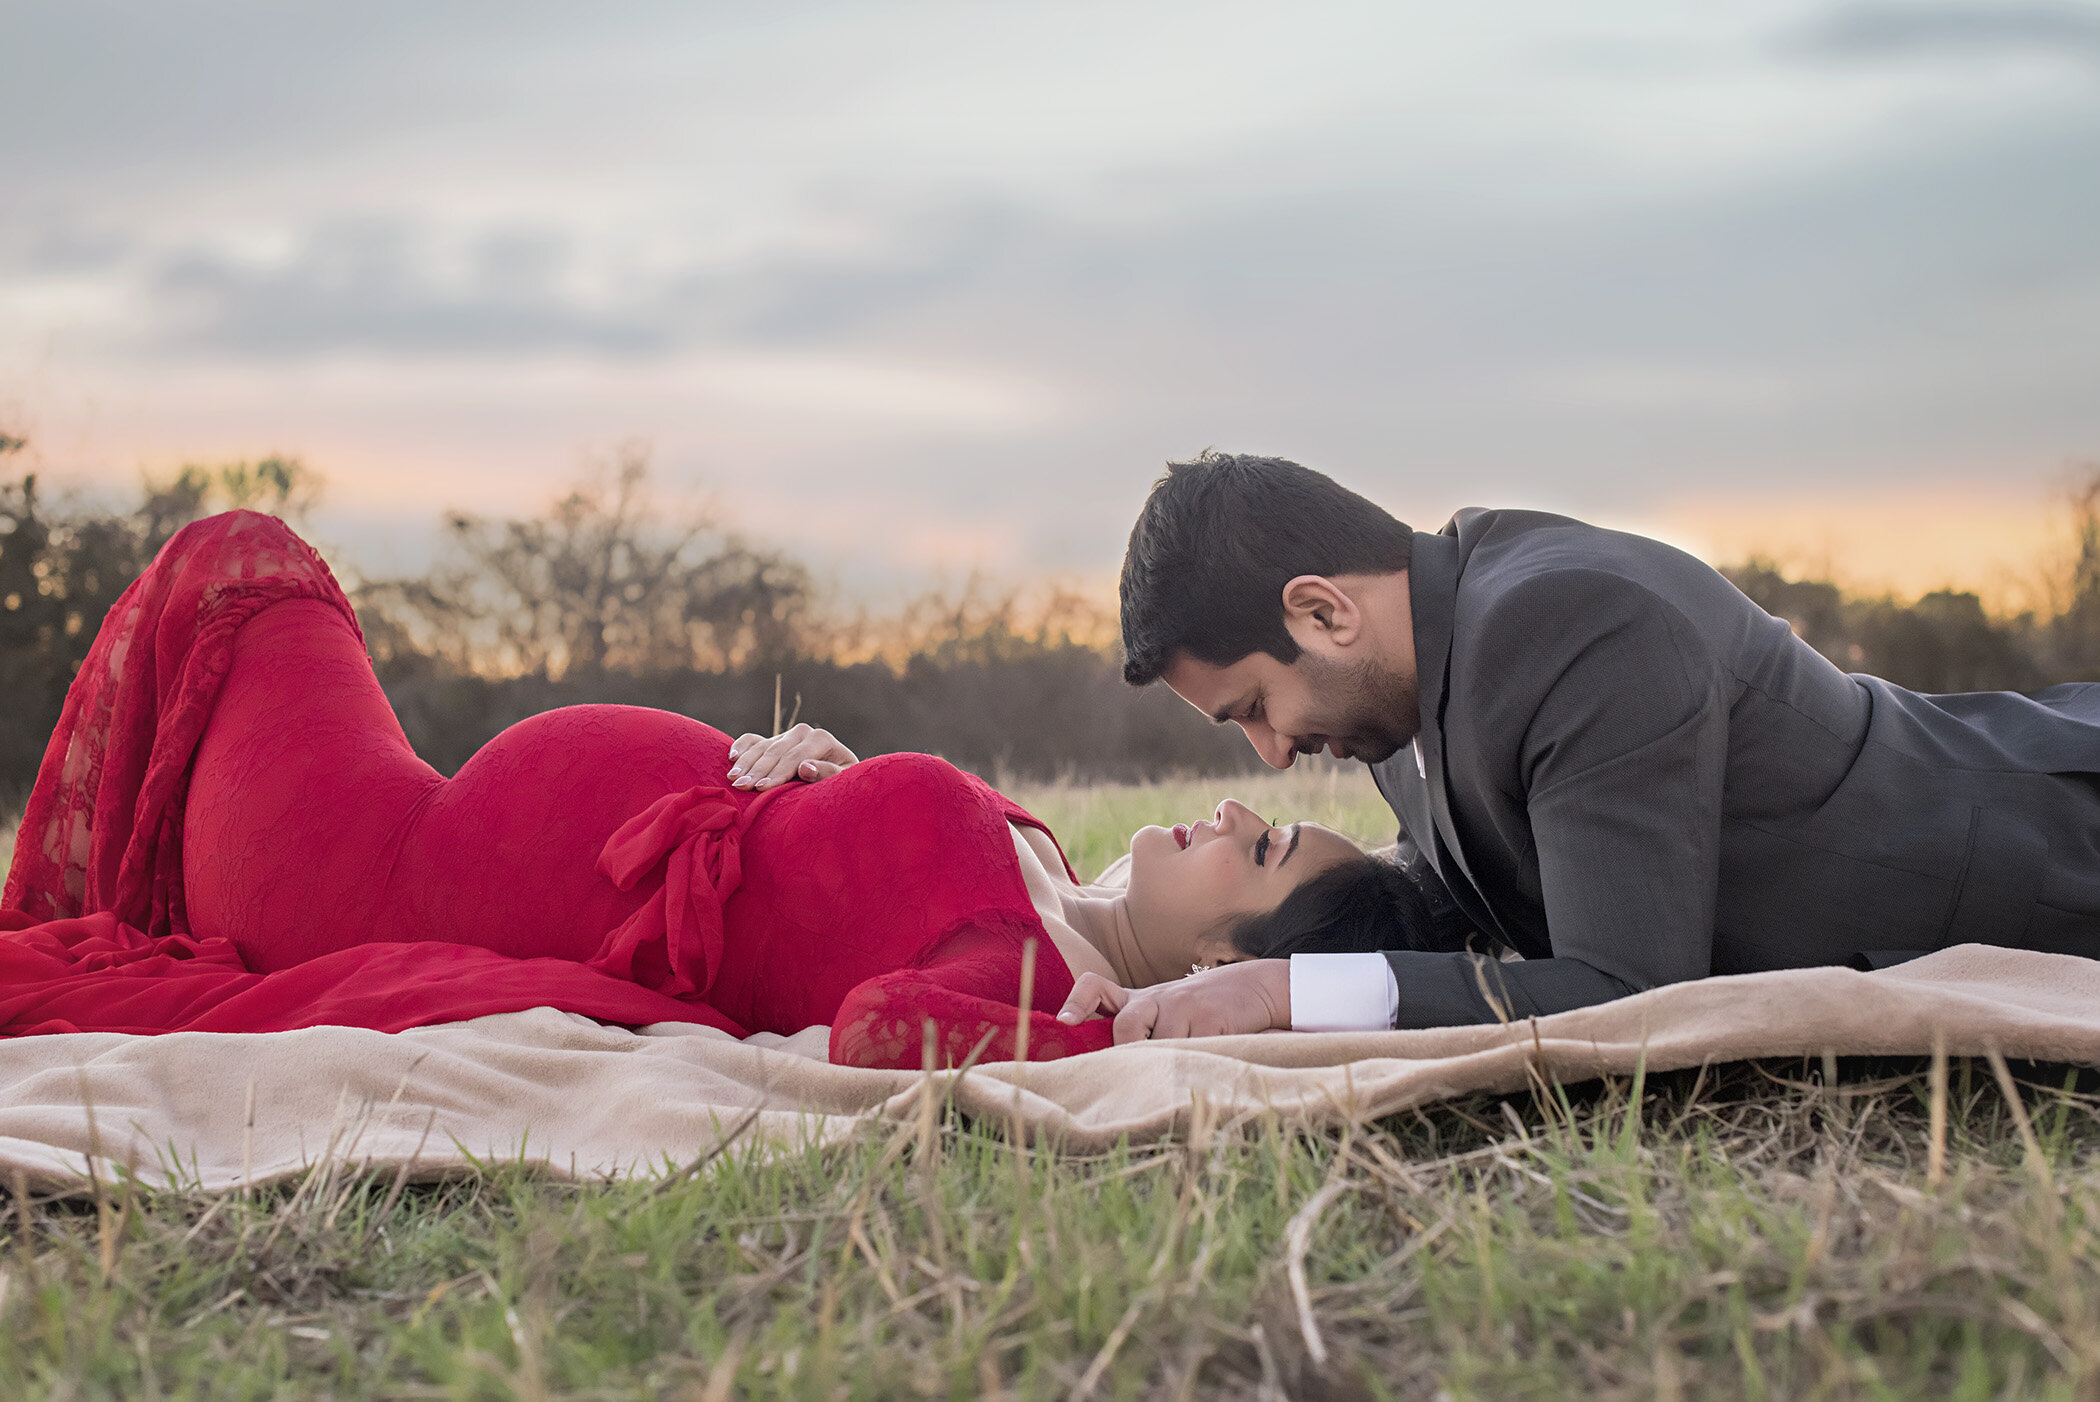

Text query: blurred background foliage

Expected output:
[1721,471,2100,698]
[4,426,2098,806]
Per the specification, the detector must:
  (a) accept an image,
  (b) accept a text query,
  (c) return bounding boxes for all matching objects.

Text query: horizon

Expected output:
[1,442,2084,626]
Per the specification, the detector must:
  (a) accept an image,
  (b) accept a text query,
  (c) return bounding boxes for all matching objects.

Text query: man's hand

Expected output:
[1056,960,1292,1043]
[726,723,859,789]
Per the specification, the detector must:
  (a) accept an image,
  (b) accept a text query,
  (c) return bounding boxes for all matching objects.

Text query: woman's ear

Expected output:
[1279,575,1364,648]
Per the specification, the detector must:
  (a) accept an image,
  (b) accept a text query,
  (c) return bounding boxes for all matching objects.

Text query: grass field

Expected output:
[3,774,2099,1399]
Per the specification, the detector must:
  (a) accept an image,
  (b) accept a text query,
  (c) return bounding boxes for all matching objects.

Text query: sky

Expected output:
[4,0,2098,606]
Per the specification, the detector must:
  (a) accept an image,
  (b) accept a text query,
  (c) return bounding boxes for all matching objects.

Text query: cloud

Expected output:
[12,226,134,275]
[146,222,671,358]
[696,199,1041,346]
[47,93,2096,527]
[120,200,1039,361]
[1790,3,2100,65]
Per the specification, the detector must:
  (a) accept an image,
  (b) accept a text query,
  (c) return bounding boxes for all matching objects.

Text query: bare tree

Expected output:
[358,445,816,680]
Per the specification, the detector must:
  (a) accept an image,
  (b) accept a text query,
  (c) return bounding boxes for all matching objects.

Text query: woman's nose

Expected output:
[1215,799,1260,830]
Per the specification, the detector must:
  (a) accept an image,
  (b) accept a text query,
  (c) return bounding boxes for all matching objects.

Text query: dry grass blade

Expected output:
[1985,1045,2054,1193]
[1013,935,1037,1070]
[11,1166,34,1266]
[653,1101,767,1195]
[945,1026,1002,1085]
[1928,1030,1948,1188]
[363,1108,440,1250]
[1283,1180,1354,1368]
[698,1322,751,1402]
[1999,1296,2079,1373]
[179,1191,230,1247]
[1071,1292,1150,1400]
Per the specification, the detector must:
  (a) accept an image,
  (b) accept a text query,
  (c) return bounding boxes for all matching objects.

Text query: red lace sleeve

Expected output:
[828,918,1116,1070]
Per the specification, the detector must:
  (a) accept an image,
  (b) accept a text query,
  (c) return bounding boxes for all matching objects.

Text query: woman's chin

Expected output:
[1123,825,1172,879]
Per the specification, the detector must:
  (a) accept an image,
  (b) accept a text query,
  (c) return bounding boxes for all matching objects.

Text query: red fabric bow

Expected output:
[590,785,753,998]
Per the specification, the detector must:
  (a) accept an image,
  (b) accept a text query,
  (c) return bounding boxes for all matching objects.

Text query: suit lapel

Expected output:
[1398,525,1515,944]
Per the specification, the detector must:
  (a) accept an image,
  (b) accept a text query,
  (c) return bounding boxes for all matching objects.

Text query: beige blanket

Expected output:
[4,944,2097,1191]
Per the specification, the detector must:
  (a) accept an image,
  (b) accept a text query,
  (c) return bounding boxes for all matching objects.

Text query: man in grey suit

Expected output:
[1056,453,2100,1041]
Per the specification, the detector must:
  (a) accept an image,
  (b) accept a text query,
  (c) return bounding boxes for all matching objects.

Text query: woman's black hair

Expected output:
[1228,852,1481,960]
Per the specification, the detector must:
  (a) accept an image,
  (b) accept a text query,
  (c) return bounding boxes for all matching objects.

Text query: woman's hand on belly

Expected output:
[727,723,858,789]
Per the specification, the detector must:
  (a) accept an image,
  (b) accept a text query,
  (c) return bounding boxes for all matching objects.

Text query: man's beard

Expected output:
[1295,651,1420,765]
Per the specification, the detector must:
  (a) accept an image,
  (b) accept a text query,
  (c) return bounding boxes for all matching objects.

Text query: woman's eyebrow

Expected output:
[1275,823,1303,869]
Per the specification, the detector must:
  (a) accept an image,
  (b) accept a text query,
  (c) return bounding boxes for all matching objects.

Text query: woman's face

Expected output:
[1124,799,1361,972]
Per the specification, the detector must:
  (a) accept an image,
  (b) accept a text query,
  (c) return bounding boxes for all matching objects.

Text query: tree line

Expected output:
[1722,471,2100,695]
[3,430,2098,804]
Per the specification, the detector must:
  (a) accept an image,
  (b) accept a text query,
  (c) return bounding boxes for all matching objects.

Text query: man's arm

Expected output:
[1379,949,1636,1025]
[1381,567,1728,1025]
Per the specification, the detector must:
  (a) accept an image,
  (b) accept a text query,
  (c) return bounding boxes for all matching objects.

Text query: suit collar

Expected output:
[1408,526,1460,744]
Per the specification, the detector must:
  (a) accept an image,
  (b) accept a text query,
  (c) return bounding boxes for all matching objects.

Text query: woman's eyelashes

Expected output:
[1254,831,1272,866]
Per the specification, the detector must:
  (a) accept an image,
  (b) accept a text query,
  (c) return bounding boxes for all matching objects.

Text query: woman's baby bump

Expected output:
[387,706,739,961]
[705,752,1033,1032]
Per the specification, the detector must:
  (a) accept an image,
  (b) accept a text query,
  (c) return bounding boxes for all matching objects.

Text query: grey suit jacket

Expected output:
[1371,509,2100,1027]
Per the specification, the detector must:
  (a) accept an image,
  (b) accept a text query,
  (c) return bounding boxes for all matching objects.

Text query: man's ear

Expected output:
[1279,575,1363,648]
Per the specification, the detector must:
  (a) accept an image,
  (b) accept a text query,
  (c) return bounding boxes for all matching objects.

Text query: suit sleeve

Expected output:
[1387,569,1728,1027]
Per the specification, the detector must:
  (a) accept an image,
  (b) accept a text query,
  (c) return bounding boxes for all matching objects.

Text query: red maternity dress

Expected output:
[0,511,1115,1068]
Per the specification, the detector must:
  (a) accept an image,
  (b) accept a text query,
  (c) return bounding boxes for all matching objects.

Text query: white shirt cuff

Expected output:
[1289,952,1399,1032]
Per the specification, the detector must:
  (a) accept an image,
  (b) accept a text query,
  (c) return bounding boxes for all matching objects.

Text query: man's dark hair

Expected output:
[1118,452,1413,686]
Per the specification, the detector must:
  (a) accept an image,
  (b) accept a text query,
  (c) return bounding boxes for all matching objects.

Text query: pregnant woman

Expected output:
[0,512,1378,1068]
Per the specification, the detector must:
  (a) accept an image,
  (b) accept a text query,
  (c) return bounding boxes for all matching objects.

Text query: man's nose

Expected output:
[1235,720,1297,770]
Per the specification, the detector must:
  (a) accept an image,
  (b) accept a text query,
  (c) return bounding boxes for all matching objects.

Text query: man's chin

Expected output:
[1353,739,1405,764]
